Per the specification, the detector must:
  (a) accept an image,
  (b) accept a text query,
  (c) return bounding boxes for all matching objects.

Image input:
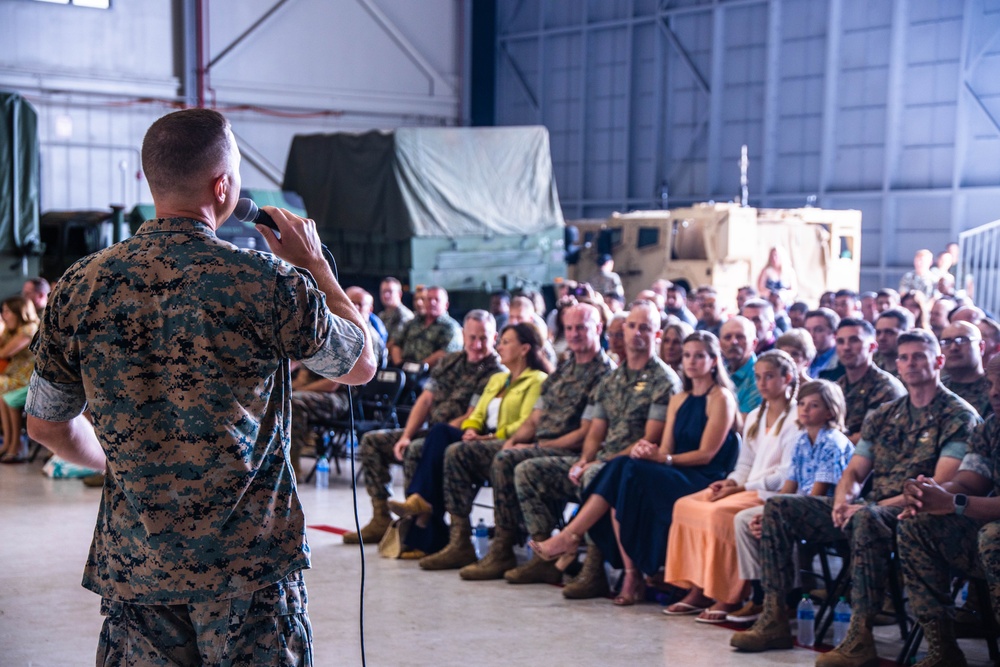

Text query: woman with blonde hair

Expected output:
[756,246,797,298]
[0,296,40,463]
[662,349,801,621]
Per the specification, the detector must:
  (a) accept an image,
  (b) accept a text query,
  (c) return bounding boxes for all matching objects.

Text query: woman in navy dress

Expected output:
[531,331,739,604]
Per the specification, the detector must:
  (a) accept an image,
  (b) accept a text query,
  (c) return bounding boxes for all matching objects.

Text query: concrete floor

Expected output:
[1,456,994,667]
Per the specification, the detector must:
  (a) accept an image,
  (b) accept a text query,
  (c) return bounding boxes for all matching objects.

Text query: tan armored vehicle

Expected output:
[568,203,861,308]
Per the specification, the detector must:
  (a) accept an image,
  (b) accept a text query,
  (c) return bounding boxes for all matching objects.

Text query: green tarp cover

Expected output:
[282,126,563,242]
[0,92,40,255]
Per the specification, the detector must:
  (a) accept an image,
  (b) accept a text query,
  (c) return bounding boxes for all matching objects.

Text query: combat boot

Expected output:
[562,544,609,599]
[342,498,392,545]
[730,593,794,652]
[913,619,968,667]
[419,515,477,570]
[459,527,518,580]
[815,616,879,667]
[505,533,564,585]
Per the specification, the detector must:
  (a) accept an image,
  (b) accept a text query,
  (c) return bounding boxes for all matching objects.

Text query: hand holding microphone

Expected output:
[235,198,337,278]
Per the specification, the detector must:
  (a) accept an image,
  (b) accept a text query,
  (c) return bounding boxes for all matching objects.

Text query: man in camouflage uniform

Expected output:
[732,329,979,667]
[343,310,501,545]
[289,286,387,476]
[940,320,993,418]
[872,307,913,379]
[388,285,462,370]
[25,109,377,664]
[834,317,906,444]
[896,354,1000,667]
[514,301,681,599]
[377,276,413,342]
[417,304,614,578]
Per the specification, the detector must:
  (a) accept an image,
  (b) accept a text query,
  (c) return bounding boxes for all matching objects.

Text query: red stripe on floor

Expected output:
[308,524,348,535]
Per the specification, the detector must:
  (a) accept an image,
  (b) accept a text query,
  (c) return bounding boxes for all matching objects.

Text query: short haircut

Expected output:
[742,298,774,319]
[777,328,816,364]
[877,307,913,331]
[142,109,232,198]
[837,317,875,338]
[490,289,511,301]
[381,277,402,288]
[26,277,50,294]
[510,295,535,313]
[876,288,900,301]
[737,285,758,296]
[898,328,940,355]
[464,309,496,329]
[835,289,858,300]
[788,301,809,315]
[797,380,847,432]
[861,291,877,300]
[980,318,1000,345]
[629,299,662,330]
[805,307,840,331]
[668,284,687,299]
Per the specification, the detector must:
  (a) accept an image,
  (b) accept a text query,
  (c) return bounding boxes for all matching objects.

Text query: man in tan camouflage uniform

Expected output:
[872,307,912,379]
[896,354,1000,667]
[513,301,681,598]
[343,310,501,545]
[834,318,906,444]
[940,320,993,418]
[731,330,978,667]
[388,285,462,370]
[25,108,377,665]
[417,304,614,578]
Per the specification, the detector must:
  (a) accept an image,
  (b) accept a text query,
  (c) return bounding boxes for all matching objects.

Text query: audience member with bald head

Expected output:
[940,320,993,417]
[720,316,762,417]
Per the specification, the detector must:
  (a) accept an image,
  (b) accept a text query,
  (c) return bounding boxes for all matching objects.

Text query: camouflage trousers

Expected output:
[514,456,605,537]
[358,428,424,500]
[760,495,903,620]
[897,514,1000,624]
[96,571,311,667]
[442,442,572,531]
[290,391,349,475]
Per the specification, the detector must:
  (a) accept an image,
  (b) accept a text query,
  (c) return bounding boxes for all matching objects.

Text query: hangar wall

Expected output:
[493,0,1000,291]
[0,0,463,212]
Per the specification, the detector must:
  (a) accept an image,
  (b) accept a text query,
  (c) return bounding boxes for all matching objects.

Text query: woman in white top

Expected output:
[662,350,801,622]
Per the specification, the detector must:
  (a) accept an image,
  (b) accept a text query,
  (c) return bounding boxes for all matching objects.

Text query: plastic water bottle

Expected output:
[833,597,851,645]
[473,519,489,559]
[315,457,330,489]
[797,595,815,647]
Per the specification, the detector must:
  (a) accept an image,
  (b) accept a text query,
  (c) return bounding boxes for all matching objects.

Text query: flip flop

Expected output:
[662,601,710,616]
[694,609,731,624]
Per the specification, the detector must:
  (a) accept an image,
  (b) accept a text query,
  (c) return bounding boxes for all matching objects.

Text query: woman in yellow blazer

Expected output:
[390,322,553,554]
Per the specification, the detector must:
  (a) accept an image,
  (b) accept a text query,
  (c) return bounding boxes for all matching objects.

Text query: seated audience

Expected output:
[377,276,414,341]
[695,287,727,337]
[834,318,906,444]
[0,296,41,463]
[720,316,762,419]
[872,307,913,379]
[775,328,816,385]
[660,320,694,376]
[787,301,809,329]
[900,249,938,299]
[606,312,627,365]
[741,298,776,354]
[805,307,842,380]
[901,289,931,330]
[390,323,551,555]
[874,288,900,314]
[666,284,697,326]
[531,332,738,607]
[662,350,801,621]
[388,285,462,370]
[833,289,861,320]
[940,320,992,417]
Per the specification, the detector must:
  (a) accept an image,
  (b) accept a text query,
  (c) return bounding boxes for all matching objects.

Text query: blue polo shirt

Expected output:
[728,353,762,413]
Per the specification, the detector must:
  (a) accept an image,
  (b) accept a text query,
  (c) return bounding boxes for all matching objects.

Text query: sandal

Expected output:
[662,601,710,616]
[528,531,581,562]
[613,570,646,606]
[694,609,731,624]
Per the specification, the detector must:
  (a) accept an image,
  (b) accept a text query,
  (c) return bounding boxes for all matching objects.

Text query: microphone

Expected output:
[234,197,339,280]
[233,197,279,231]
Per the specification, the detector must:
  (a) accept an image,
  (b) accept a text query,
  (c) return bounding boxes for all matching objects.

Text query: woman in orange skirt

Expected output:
[662,350,801,622]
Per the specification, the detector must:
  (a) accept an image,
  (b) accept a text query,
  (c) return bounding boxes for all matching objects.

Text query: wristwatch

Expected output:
[954,493,969,516]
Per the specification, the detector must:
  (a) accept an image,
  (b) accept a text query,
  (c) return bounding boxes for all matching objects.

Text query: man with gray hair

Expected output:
[741,297,776,355]
[720,316,762,416]
[343,310,501,546]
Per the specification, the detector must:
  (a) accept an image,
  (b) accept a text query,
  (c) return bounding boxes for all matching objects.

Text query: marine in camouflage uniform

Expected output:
[378,302,413,342]
[897,412,1000,665]
[871,350,901,380]
[390,312,463,365]
[359,349,501,502]
[438,351,615,576]
[734,384,978,662]
[837,362,906,439]
[24,110,374,664]
[942,373,992,418]
[515,355,681,543]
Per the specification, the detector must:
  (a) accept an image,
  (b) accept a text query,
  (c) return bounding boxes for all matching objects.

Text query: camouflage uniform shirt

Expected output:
[587,356,681,460]
[534,351,616,439]
[836,363,906,437]
[378,303,413,341]
[424,350,502,425]
[871,351,900,380]
[942,373,993,418]
[856,384,980,502]
[391,313,463,363]
[958,413,1000,493]
[26,218,365,604]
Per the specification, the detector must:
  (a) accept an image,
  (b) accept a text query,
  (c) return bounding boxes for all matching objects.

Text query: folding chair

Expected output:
[307,367,405,482]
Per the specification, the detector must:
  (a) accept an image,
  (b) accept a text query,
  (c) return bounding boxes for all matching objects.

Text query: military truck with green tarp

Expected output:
[0,92,42,294]
[282,126,566,309]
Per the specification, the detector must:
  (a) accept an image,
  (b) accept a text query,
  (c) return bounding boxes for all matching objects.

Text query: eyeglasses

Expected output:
[939,336,979,347]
